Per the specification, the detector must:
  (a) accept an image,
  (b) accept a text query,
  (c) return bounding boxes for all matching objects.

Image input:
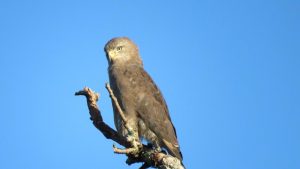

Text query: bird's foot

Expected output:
[113,137,142,156]
[153,146,162,153]
[113,144,141,155]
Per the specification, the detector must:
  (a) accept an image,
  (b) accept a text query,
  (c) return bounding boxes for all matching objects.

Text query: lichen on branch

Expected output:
[75,86,184,169]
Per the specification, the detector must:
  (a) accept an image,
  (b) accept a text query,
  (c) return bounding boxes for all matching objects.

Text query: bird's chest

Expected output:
[109,66,141,98]
[109,66,143,134]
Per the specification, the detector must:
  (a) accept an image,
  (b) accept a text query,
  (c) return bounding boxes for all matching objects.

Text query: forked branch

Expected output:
[75,86,184,169]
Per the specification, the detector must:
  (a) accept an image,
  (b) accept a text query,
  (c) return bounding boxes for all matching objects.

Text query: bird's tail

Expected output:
[162,139,183,161]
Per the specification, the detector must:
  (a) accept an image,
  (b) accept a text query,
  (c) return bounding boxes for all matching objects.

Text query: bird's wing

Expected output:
[133,66,182,160]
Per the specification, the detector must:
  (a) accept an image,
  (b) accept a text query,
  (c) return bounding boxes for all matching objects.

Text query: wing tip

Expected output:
[162,139,183,161]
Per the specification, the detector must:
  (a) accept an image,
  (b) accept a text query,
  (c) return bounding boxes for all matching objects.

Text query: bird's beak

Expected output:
[108,50,117,62]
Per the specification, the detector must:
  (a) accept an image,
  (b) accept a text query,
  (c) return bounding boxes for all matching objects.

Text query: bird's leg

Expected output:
[152,141,162,152]
[113,127,142,156]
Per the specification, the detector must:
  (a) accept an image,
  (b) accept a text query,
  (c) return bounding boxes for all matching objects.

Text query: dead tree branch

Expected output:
[75,86,184,169]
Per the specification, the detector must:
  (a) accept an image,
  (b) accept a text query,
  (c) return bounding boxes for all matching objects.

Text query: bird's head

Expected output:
[104,37,142,65]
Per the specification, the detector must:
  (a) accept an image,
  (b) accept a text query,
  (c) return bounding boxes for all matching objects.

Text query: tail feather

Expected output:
[162,139,183,161]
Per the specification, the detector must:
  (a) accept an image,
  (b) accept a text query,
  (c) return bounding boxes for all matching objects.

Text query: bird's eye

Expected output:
[116,46,123,51]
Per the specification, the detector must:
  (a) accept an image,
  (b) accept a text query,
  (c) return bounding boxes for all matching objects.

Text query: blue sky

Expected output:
[0,0,299,169]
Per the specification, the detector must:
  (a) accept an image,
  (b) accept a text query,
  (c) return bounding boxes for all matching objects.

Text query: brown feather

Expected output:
[105,37,183,161]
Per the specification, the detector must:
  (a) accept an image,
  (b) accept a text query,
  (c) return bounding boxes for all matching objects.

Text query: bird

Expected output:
[104,37,183,161]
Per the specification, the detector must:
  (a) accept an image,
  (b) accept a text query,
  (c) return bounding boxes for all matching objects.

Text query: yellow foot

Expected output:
[113,144,141,155]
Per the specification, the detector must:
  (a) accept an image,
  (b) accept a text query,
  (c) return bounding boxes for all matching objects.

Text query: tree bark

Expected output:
[75,87,184,169]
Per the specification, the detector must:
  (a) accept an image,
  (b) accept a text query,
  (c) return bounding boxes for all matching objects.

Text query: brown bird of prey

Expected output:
[104,37,182,161]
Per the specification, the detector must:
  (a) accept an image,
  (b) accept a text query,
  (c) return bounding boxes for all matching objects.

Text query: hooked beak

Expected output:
[108,50,117,62]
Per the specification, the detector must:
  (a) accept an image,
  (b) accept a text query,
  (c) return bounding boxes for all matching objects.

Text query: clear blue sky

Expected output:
[0,0,299,169]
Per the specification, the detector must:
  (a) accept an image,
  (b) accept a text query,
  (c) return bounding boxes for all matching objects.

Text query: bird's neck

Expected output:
[109,59,143,69]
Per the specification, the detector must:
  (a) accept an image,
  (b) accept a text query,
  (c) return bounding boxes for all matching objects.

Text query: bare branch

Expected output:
[75,86,185,169]
[75,87,131,148]
[105,83,133,133]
